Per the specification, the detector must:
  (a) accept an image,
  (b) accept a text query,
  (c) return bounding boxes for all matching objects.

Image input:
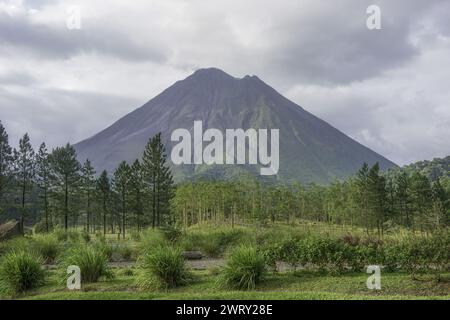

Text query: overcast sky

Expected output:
[0,0,449,165]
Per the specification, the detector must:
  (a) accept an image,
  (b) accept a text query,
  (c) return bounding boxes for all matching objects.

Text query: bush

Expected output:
[111,243,135,261]
[66,230,80,242]
[95,232,106,243]
[32,234,60,264]
[218,245,266,290]
[54,228,68,242]
[92,241,114,261]
[160,226,183,243]
[130,230,141,241]
[0,250,46,295]
[138,229,168,254]
[183,228,249,257]
[137,244,190,289]
[58,245,113,283]
[81,230,91,243]
[0,237,30,256]
[33,220,52,234]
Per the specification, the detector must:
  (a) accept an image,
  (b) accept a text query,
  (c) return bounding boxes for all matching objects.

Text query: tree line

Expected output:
[1,120,449,237]
[173,163,450,236]
[0,121,173,237]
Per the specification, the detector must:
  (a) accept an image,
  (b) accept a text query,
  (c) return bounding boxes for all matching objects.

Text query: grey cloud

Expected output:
[246,0,445,86]
[0,12,168,62]
[0,86,142,149]
[0,72,37,85]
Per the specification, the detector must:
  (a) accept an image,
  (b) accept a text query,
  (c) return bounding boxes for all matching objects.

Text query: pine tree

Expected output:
[0,121,13,212]
[429,178,449,229]
[50,143,81,229]
[410,171,432,231]
[355,163,371,234]
[113,161,131,239]
[142,133,174,228]
[13,133,35,232]
[395,171,412,227]
[36,143,51,232]
[97,170,110,236]
[81,159,96,233]
[366,163,387,237]
[129,159,144,230]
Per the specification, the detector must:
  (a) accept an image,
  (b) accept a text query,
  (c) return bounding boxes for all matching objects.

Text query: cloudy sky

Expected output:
[0,0,449,165]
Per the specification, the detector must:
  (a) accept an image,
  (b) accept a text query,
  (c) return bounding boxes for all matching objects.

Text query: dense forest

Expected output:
[1,120,449,237]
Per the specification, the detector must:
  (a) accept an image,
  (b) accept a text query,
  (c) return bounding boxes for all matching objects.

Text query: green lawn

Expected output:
[16,269,450,300]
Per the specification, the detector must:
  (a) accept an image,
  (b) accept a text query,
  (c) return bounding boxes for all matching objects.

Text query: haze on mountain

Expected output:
[74,68,397,184]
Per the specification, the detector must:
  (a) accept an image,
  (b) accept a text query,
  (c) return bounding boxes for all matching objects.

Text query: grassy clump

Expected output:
[183,227,251,257]
[81,230,91,243]
[0,237,31,256]
[31,234,60,264]
[58,245,113,283]
[137,244,190,289]
[138,229,168,254]
[0,250,46,295]
[218,245,266,290]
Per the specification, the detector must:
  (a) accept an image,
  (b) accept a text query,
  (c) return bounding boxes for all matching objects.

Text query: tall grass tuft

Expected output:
[138,229,168,254]
[218,245,266,290]
[58,245,113,283]
[137,244,190,289]
[32,234,60,264]
[0,250,46,295]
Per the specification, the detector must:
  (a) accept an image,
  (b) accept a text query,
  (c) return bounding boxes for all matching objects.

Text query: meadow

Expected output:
[0,222,449,300]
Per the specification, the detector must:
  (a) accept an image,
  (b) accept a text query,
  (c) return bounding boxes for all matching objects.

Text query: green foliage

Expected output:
[142,133,174,228]
[160,226,183,243]
[33,220,52,234]
[0,250,45,295]
[53,228,68,242]
[137,244,190,289]
[91,241,114,261]
[138,229,168,254]
[182,227,250,257]
[259,234,385,275]
[81,230,91,243]
[58,244,113,283]
[130,230,141,241]
[0,237,30,256]
[31,234,60,264]
[115,244,135,261]
[218,245,266,290]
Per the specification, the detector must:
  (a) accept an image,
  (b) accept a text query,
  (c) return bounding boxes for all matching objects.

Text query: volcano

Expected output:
[74,68,397,183]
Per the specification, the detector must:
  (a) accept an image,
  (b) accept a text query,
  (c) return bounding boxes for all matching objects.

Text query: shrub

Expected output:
[119,268,134,277]
[58,245,113,283]
[81,230,91,243]
[183,228,249,257]
[137,244,190,289]
[130,230,141,241]
[138,229,168,254]
[93,231,104,241]
[160,226,183,243]
[92,241,114,261]
[32,234,60,264]
[0,237,30,256]
[33,220,52,234]
[66,230,80,242]
[114,244,135,261]
[54,228,68,242]
[0,250,46,295]
[218,245,266,290]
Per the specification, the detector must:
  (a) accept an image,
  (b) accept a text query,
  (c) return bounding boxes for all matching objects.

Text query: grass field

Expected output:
[17,269,450,300]
[1,223,449,300]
